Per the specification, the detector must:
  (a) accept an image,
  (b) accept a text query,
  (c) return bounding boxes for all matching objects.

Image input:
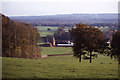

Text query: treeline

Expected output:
[70,23,120,64]
[87,23,118,27]
[10,14,118,27]
[54,27,71,41]
[31,23,118,28]
[2,14,41,59]
[31,23,73,27]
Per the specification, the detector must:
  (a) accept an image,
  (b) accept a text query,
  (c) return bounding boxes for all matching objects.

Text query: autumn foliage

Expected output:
[2,14,41,59]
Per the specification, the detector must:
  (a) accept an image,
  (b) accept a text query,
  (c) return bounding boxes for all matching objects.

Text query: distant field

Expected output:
[37,26,115,37]
[2,54,118,79]
[38,31,54,37]
[37,26,58,37]
[37,26,58,31]
[41,47,73,55]
[37,26,71,37]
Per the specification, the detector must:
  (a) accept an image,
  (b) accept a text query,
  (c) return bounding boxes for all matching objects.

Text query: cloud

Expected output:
[2,0,119,2]
[2,0,118,16]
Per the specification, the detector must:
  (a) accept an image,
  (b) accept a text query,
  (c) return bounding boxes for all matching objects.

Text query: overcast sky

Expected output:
[2,0,119,16]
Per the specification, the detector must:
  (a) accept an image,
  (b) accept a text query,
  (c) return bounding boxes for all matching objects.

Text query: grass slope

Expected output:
[2,54,118,79]
[41,47,73,55]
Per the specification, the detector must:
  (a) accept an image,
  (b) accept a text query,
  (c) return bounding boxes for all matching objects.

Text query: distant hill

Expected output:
[10,14,118,26]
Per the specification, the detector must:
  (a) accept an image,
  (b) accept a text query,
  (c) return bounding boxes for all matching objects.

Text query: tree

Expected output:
[47,28,51,31]
[110,31,120,78]
[2,14,41,59]
[70,23,88,62]
[70,23,107,63]
[58,26,65,31]
[54,28,71,41]
[85,26,106,63]
[111,31,120,64]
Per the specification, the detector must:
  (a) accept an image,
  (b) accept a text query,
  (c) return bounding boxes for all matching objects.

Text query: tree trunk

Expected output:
[8,35,10,57]
[118,64,120,79]
[118,55,120,64]
[90,51,92,63]
[118,56,120,78]
[79,53,81,62]
[118,62,120,79]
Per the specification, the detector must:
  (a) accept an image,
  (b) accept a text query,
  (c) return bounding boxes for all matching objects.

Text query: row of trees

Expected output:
[70,23,119,63]
[2,14,41,59]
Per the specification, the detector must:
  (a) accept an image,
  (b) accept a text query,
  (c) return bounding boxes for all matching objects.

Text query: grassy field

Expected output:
[37,26,58,31]
[2,46,119,79]
[2,26,119,79]
[38,31,55,37]
[37,26,58,37]
[2,54,118,79]
[37,26,71,37]
[41,47,73,55]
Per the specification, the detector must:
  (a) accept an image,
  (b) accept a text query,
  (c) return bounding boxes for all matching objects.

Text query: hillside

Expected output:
[3,55,118,79]
[10,14,118,26]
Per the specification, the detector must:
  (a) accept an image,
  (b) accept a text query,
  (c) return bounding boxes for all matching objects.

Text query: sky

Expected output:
[1,0,119,16]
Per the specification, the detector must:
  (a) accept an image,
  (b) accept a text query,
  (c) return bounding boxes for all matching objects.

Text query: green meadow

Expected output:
[2,26,119,79]
[38,31,54,37]
[37,26,58,31]
[37,26,71,37]
[2,46,119,79]
[37,26,58,37]
[2,54,118,79]
[41,47,73,55]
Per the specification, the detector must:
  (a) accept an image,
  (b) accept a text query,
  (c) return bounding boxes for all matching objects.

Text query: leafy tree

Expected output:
[70,23,88,62]
[58,26,65,31]
[47,28,51,31]
[54,28,71,41]
[85,26,106,63]
[111,31,120,64]
[70,23,107,63]
[2,14,41,59]
[110,31,120,78]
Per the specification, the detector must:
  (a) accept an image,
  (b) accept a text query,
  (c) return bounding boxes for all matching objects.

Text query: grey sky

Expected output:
[2,0,119,16]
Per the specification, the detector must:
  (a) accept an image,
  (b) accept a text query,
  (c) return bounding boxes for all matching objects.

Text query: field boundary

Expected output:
[48,53,72,56]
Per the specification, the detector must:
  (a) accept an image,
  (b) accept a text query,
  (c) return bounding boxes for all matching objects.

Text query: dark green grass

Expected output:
[41,47,73,55]
[2,54,118,79]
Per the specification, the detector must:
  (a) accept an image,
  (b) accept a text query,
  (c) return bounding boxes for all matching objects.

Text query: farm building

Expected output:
[40,31,73,47]
[40,36,73,47]
[41,35,55,46]
[55,40,73,47]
